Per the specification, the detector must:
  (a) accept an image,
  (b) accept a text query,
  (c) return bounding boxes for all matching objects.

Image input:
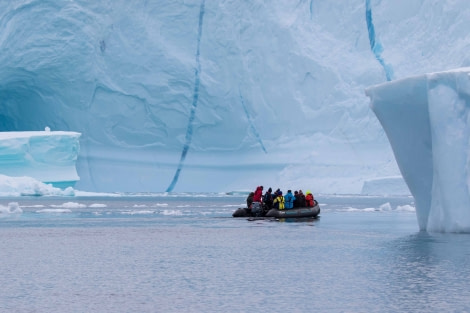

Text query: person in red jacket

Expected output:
[253,186,263,203]
[305,190,315,207]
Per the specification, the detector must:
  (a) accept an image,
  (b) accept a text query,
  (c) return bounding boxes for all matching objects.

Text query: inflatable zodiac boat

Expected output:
[232,201,320,219]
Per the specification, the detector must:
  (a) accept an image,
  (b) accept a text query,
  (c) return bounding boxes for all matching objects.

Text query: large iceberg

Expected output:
[1,1,470,193]
[0,130,80,189]
[366,68,470,232]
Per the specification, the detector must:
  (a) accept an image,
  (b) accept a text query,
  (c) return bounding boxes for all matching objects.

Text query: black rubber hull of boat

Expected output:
[232,208,251,217]
[232,204,320,218]
[265,205,320,218]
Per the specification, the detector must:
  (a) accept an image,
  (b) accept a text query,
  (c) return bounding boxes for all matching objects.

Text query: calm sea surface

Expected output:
[0,193,469,313]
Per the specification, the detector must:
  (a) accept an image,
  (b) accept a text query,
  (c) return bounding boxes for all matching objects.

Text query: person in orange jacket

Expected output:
[305,190,315,207]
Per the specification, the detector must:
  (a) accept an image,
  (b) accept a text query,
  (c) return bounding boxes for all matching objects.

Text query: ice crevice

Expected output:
[167,0,206,192]
[365,0,394,82]
[238,88,267,154]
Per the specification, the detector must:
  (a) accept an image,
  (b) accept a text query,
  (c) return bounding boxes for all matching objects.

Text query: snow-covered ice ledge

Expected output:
[0,130,81,189]
[366,67,470,232]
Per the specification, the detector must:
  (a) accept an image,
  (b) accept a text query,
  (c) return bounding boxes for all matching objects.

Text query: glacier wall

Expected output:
[2,1,470,192]
[366,68,470,232]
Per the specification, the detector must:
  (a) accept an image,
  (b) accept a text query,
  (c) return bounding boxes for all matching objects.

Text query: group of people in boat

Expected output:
[246,186,316,211]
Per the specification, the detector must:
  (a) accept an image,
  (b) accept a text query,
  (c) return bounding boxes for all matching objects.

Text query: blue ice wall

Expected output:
[1,1,470,193]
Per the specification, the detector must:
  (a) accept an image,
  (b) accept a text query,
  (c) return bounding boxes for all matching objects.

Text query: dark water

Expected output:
[0,194,469,312]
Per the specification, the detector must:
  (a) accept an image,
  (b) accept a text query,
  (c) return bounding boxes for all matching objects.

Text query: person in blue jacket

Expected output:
[284,190,296,209]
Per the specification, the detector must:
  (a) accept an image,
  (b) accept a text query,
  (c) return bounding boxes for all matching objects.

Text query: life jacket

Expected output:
[284,193,294,209]
[305,193,314,207]
[274,196,285,210]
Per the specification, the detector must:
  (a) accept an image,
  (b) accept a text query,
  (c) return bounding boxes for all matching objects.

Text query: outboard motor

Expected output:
[251,202,262,217]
